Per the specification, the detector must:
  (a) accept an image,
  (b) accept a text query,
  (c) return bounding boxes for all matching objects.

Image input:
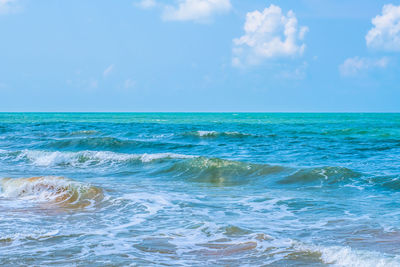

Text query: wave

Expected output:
[278,166,361,185]
[0,229,61,244]
[366,175,400,191]
[160,160,367,188]
[44,136,195,151]
[1,149,394,190]
[280,169,400,190]
[0,176,103,209]
[183,131,254,138]
[67,130,100,136]
[0,149,196,167]
[153,157,287,186]
[294,243,400,267]
[1,149,286,186]
[3,150,282,186]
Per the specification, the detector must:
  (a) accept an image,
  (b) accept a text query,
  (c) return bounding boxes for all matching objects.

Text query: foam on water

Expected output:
[296,244,400,267]
[184,130,253,138]
[196,130,218,137]
[0,149,196,167]
[0,229,60,244]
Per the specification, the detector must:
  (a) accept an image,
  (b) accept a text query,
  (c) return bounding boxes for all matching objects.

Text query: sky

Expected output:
[0,0,400,112]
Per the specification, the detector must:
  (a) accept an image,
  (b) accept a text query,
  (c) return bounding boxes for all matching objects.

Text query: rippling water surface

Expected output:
[1,113,400,266]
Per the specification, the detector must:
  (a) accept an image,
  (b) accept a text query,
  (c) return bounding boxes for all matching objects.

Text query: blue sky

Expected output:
[0,0,400,112]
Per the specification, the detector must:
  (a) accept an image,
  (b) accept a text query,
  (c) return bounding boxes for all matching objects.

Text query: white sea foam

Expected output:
[69,130,99,136]
[191,130,251,137]
[197,130,218,137]
[1,176,72,200]
[139,153,194,163]
[0,149,196,167]
[296,243,400,267]
[0,229,60,244]
[107,192,174,230]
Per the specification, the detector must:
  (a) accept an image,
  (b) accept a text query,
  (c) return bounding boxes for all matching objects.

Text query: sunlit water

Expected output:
[1,113,400,266]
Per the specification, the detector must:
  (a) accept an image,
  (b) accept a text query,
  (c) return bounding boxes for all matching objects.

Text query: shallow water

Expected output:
[0,113,400,266]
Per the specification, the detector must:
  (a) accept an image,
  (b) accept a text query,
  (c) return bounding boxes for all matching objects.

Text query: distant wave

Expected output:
[0,176,103,209]
[67,130,100,136]
[182,131,254,138]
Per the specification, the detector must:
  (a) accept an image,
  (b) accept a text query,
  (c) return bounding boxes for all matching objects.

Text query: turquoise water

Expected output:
[1,113,400,266]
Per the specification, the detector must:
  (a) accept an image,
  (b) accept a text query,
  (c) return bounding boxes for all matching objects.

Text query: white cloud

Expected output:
[232,4,308,66]
[366,4,400,51]
[162,0,231,22]
[0,0,18,15]
[136,0,157,9]
[124,79,136,89]
[339,57,389,76]
[103,64,115,77]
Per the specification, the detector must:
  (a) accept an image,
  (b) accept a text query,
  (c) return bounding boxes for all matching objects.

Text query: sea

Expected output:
[0,113,399,266]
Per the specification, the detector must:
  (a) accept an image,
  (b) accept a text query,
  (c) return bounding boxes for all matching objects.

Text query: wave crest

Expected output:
[294,243,400,267]
[6,150,196,167]
[0,176,103,209]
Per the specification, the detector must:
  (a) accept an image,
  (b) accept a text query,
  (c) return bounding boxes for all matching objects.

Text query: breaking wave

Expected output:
[0,176,103,209]
[294,243,400,267]
[1,149,196,167]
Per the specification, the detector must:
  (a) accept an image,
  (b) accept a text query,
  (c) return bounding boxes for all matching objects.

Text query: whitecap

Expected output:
[2,149,197,167]
[0,176,103,209]
[296,243,400,267]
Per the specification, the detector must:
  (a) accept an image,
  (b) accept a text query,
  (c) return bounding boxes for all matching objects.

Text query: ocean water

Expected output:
[0,113,400,266]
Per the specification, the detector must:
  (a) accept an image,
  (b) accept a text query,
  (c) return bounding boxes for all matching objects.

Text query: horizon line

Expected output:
[0,111,399,114]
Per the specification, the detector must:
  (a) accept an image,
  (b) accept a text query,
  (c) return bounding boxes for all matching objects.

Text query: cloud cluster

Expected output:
[0,0,18,15]
[366,4,400,51]
[162,0,231,22]
[232,5,308,66]
[339,57,388,76]
[340,4,400,77]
